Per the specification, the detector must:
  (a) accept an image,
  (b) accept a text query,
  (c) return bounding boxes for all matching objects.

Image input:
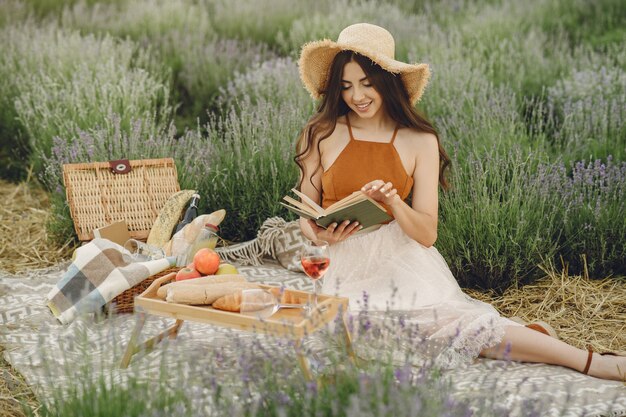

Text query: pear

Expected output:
[216,263,238,275]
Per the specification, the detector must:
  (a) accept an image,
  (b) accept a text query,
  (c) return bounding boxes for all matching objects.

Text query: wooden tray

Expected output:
[134,273,350,339]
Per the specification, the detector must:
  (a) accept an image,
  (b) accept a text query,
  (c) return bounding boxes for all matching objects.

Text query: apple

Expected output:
[193,248,220,275]
[176,267,201,281]
[216,263,238,275]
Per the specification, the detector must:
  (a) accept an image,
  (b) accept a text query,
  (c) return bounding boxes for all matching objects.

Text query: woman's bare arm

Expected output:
[362,132,439,247]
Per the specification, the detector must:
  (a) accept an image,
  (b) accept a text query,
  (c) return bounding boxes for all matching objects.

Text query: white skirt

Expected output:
[321,221,522,367]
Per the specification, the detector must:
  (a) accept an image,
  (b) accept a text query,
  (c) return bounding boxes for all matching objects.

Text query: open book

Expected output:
[280,189,392,229]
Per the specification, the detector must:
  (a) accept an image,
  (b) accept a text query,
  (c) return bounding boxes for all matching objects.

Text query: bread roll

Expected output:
[211,291,243,312]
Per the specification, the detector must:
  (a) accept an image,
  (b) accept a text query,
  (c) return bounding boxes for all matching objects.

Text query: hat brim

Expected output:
[298,39,430,105]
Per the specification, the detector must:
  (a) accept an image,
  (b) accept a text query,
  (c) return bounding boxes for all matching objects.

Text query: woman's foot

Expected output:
[585,350,626,381]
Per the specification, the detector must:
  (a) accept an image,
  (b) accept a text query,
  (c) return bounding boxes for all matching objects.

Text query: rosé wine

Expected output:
[301,256,330,280]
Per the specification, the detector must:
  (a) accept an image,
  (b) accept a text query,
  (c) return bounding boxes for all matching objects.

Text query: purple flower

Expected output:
[306,381,317,396]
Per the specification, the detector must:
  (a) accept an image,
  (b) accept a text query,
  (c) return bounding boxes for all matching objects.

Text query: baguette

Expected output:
[156,274,246,299]
[146,190,197,249]
[165,282,260,305]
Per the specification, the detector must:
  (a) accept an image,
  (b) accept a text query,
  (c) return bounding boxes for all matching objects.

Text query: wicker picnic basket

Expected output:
[63,158,180,241]
[106,266,182,314]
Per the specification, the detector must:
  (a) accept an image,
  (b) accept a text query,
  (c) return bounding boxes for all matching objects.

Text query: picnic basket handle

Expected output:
[141,272,177,298]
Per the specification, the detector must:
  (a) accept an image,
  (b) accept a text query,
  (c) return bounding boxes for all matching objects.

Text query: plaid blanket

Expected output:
[46,238,172,324]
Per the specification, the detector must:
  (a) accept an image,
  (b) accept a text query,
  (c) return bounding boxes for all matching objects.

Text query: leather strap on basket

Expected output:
[109,159,131,174]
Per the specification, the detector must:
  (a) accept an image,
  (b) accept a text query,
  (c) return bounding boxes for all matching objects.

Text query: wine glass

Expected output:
[123,239,165,262]
[300,239,330,310]
[239,289,306,319]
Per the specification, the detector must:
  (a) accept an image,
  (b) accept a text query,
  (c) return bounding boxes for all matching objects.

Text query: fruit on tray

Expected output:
[193,248,220,275]
[175,266,202,281]
[216,263,238,275]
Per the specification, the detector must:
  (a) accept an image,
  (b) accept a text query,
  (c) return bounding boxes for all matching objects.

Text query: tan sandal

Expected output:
[582,346,620,375]
[509,316,559,339]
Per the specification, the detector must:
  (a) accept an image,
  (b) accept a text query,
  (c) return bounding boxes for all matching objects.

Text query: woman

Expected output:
[294,23,624,380]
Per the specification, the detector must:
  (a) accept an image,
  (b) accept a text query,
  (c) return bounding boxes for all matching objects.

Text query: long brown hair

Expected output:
[295,51,451,196]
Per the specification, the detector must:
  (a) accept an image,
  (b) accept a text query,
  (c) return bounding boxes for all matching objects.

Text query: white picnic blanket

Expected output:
[1,262,625,416]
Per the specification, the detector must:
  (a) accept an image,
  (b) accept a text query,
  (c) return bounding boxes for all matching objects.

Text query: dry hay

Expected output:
[0,347,38,417]
[465,259,626,353]
[0,178,75,274]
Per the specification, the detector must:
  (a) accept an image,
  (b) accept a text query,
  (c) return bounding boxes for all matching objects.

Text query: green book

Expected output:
[280,189,392,229]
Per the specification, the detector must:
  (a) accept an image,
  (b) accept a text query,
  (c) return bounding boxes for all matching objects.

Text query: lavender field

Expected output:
[0,0,624,290]
[1,1,625,416]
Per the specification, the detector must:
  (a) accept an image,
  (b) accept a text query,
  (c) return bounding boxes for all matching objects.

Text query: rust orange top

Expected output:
[321,115,414,218]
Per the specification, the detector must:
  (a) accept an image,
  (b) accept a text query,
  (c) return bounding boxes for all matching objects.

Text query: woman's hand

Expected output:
[361,180,400,206]
[306,219,362,245]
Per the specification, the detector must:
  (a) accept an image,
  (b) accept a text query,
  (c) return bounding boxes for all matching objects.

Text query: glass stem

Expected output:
[313,280,319,308]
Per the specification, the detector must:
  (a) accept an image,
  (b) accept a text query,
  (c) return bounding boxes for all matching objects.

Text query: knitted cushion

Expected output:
[216,217,305,272]
[274,220,305,272]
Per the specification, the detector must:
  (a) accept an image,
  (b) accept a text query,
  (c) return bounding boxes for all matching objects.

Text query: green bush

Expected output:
[206,0,333,48]
[545,64,626,164]
[277,0,437,60]
[532,0,626,48]
[0,0,29,28]
[60,0,214,41]
[537,157,626,277]
[418,55,532,160]
[0,23,172,174]
[59,0,275,128]
[437,147,562,291]
[170,36,275,128]
[195,58,314,241]
[4,0,125,22]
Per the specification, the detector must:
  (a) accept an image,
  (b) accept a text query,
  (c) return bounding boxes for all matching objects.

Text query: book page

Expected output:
[325,191,364,212]
[279,202,319,221]
[282,195,318,217]
[290,188,325,215]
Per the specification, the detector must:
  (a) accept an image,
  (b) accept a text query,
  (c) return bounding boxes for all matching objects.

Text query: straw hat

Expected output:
[298,23,431,105]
